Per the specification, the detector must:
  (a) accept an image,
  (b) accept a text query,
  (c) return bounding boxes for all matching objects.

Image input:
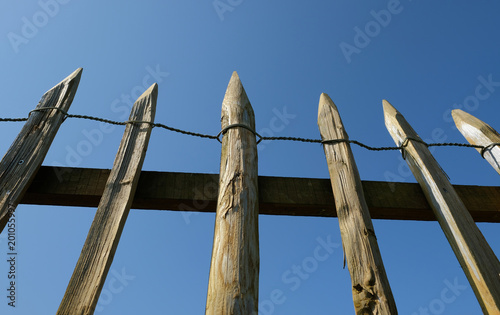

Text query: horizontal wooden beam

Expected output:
[20,166,500,222]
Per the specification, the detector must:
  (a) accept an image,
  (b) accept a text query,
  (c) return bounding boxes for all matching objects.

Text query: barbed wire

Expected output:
[0,109,497,159]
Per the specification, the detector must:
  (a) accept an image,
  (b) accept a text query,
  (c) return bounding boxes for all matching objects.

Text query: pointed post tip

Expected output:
[452,109,499,139]
[451,109,468,122]
[317,93,344,129]
[68,67,83,79]
[382,99,398,117]
[319,92,329,103]
[230,71,241,83]
[146,82,158,97]
[227,71,243,87]
[319,93,332,104]
[136,82,158,101]
[221,70,254,127]
[60,68,83,84]
[149,82,159,91]
[131,82,157,122]
[318,93,336,114]
[49,68,83,94]
[224,71,248,101]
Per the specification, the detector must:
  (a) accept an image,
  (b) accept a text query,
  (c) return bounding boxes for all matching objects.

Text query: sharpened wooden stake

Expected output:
[0,68,82,234]
[318,94,397,314]
[206,72,259,315]
[57,83,157,315]
[383,100,500,314]
[452,109,500,174]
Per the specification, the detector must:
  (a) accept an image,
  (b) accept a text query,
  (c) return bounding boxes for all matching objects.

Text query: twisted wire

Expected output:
[0,109,494,159]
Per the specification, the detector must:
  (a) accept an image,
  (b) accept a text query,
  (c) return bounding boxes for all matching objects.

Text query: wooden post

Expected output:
[206,72,259,315]
[383,100,500,314]
[57,83,157,315]
[452,109,500,174]
[0,68,82,233]
[318,94,397,314]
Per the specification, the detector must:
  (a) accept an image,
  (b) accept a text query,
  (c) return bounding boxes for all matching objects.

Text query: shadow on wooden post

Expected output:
[384,100,500,314]
[206,72,259,315]
[452,109,500,174]
[57,83,157,315]
[0,68,82,234]
[318,93,397,314]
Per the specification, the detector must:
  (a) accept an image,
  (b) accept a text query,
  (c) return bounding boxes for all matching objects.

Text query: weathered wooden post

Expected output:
[0,68,82,234]
[318,93,397,314]
[206,72,259,315]
[452,109,500,174]
[57,83,157,315]
[383,100,500,314]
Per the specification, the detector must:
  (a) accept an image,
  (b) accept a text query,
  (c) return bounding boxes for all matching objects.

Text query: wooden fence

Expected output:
[1,68,499,314]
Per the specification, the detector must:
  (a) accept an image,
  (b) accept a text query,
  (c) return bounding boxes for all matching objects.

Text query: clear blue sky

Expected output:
[1,1,499,314]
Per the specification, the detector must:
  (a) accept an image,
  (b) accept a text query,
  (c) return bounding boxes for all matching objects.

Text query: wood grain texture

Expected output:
[318,94,397,314]
[383,100,500,314]
[0,68,82,233]
[206,72,259,315]
[57,83,157,315]
[452,109,500,174]
[20,166,500,222]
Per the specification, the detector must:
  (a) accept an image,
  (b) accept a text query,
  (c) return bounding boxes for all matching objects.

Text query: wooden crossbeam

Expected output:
[20,166,500,223]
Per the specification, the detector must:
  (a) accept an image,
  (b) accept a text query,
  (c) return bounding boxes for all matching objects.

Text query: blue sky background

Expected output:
[0,1,499,314]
